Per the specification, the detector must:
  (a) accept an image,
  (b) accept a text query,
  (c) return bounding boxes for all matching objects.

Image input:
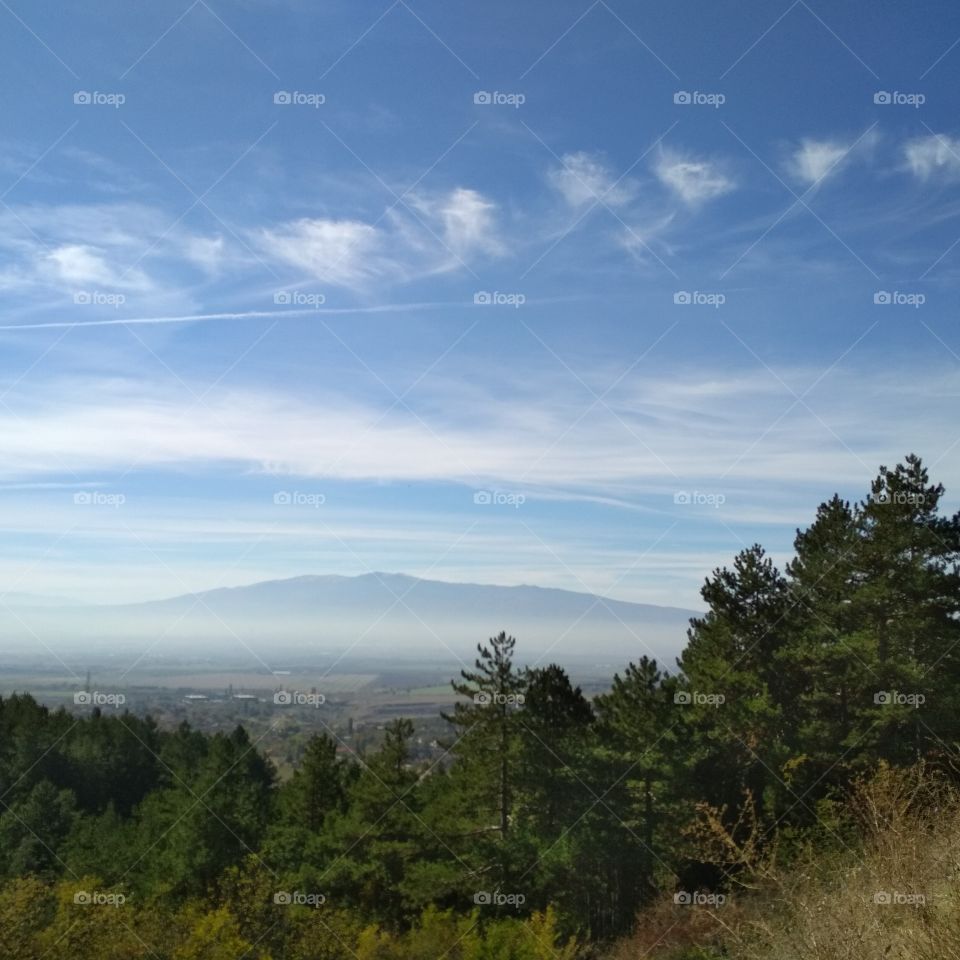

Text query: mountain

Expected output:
[0,573,700,663]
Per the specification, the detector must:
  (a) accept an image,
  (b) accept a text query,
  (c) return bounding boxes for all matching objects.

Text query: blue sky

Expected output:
[0,0,959,608]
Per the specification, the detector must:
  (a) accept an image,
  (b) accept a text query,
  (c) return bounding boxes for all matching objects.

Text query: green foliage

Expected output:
[0,453,957,955]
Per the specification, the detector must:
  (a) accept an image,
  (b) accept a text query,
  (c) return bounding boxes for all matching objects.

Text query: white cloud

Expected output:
[433,187,502,257]
[260,187,503,290]
[184,235,226,274]
[549,152,635,208]
[0,203,231,304]
[45,245,118,286]
[258,218,387,288]
[904,134,960,181]
[654,149,734,205]
[43,244,151,291]
[785,131,878,187]
[1,362,956,612]
[787,139,850,186]
[1,363,954,497]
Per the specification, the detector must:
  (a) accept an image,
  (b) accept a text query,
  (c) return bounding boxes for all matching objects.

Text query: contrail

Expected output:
[0,301,462,331]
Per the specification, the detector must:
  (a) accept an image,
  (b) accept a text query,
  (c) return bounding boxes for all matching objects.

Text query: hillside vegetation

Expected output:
[0,453,958,958]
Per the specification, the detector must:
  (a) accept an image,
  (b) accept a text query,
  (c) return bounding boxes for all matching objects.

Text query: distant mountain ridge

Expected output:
[1,573,700,661]
[114,571,697,619]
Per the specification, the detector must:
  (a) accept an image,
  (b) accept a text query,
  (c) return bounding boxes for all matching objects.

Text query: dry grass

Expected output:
[611,763,960,960]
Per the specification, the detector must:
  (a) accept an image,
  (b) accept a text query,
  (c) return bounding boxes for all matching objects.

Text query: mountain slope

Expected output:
[1,573,700,662]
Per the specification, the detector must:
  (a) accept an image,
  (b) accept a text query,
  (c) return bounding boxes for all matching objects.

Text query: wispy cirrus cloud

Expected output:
[785,131,878,187]
[410,186,504,258]
[903,134,960,181]
[43,244,150,291]
[258,186,504,290]
[0,203,226,303]
[654,148,734,205]
[1,362,953,494]
[258,218,389,288]
[787,138,851,186]
[549,152,636,208]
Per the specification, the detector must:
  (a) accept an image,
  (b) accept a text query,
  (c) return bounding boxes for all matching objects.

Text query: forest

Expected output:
[1,453,959,959]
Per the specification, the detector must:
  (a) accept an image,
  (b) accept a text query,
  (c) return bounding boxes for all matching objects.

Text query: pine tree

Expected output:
[446,632,525,842]
[677,545,793,827]
[280,733,349,833]
[516,663,593,835]
[324,718,426,928]
[594,657,680,909]
[779,493,874,801]
[853,456,960,764]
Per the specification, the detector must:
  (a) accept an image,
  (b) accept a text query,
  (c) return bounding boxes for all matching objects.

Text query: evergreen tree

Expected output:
[594,656,680,905]
[677,545,793,828]
[446,632,526,841]
[515,664,593,831]
[325,718,427,927]
[853,456,960,764]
